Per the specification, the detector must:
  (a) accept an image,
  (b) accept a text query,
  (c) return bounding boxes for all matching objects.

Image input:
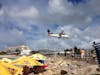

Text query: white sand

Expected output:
[35,55,100,75]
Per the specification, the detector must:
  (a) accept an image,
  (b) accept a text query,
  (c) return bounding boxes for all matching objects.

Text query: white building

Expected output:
[4,45,32,55]
[20,45,32,55]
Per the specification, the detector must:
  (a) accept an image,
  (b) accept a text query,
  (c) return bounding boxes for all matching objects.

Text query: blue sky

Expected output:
[0,0,100,50]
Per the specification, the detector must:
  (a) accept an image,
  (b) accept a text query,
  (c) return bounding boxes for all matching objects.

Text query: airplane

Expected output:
[47,29,69,38]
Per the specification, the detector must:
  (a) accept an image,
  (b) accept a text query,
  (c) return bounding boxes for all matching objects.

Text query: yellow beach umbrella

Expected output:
[10,56,43,67]
[0,61,22,75]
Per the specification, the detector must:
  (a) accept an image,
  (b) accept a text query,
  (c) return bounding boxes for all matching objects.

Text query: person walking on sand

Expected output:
[91,50,96,62]
[71,49,75,60]
[81,49,85,61]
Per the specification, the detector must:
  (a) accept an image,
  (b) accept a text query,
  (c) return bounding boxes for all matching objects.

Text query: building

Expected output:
[3,45,32,55]
[20,45,32,55]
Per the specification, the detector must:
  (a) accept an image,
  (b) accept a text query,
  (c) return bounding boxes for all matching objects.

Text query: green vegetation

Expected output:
[0,51,7,55]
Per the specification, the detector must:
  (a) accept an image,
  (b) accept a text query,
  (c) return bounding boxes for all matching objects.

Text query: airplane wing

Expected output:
[61,35,69,38]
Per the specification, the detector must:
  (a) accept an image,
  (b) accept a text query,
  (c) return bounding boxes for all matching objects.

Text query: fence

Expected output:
[93,43,100,67]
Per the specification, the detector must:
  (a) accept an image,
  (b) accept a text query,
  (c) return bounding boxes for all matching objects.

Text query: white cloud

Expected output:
[0,9,4,16]
[0,0,100,50]
[48,0,82,27]
[0,5,39,31]
[0,29,24,43]
[0,0,100,28]
[0,0,100,27]
[48,0,72,15]
[7,6,39,19]
[48,0,100,28]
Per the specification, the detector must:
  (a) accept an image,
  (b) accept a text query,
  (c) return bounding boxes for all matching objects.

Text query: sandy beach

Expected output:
[0,54,99,75]
[31,55,100,75]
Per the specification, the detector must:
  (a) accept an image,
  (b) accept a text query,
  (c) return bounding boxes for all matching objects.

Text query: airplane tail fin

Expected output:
[47,29,50,34]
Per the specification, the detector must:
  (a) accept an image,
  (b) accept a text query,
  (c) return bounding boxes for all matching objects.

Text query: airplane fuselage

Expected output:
[48,33,69,38]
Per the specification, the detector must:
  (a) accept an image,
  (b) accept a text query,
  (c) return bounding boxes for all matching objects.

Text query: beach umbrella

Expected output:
[0,61,22,75]
[10,56,43,67]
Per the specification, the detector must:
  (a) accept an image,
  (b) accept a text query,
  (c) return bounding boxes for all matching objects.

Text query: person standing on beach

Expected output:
[81,49,85,61]
[64,49,67,56]
[71,49,75,60]
[91,49,96,62]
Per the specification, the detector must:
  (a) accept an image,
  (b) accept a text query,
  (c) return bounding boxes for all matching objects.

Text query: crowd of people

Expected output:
[63,46,96,62]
